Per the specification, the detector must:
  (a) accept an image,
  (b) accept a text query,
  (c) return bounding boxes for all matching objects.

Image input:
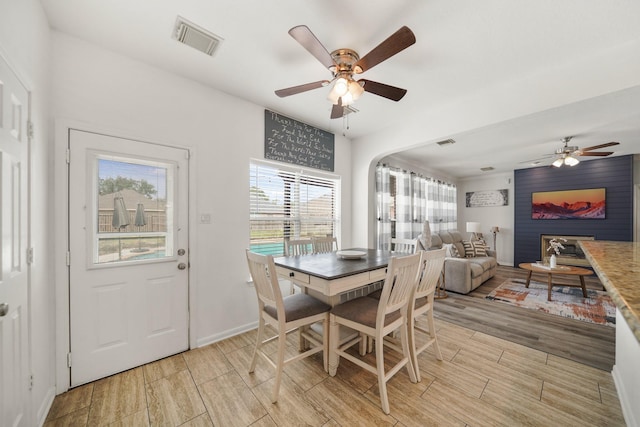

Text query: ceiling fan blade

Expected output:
[577,151,614,157]
[275,80,329,97]
[354,26,416,73]
[518,154,555,164]
[579,141,620,151]
[330,97,344,119]
[288,25,335,69]
[359,79,407,101]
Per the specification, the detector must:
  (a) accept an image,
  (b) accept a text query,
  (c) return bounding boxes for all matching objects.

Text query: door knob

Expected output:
[177,249,186,256]
[0,303,8,317]
[177,263,187,270]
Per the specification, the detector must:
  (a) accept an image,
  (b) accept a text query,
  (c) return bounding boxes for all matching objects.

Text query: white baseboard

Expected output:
[37,386,57,427]
[195,321,258,348]
[612,363,636,427]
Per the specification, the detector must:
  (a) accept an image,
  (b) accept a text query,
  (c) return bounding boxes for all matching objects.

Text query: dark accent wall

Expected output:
[514,155,633,266]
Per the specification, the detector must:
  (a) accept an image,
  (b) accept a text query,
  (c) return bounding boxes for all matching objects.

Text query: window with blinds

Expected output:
[249,160,340,256]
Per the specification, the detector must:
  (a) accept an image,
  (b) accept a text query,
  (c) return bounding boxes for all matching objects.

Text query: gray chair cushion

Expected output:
[264,293,330,322]
[331,296,401,328]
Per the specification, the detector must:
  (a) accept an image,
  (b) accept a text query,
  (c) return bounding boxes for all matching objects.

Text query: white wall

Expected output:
[0,0,54,424]
[50,33,352,389]
[457,173,514,266]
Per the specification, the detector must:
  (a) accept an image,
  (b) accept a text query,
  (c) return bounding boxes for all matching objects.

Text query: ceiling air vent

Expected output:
[436,138,456,146]
[480,166,495,172]
[173,16,223,57]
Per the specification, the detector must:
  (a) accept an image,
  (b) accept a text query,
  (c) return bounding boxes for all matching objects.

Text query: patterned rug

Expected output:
[485,278,616,327]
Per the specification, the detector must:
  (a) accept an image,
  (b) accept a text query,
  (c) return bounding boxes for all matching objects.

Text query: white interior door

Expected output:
[69,130,189,386]
[0,55,30,426]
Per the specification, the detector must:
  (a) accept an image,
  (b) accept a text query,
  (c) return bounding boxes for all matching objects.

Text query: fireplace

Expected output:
[540,235,594,267]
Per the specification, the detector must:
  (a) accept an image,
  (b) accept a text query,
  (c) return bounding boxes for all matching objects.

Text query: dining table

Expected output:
[273,248,395,306]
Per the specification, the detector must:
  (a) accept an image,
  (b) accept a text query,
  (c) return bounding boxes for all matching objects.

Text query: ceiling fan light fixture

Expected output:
[327,77,364,106]
[564,156,580,166]
[552,157,564,167]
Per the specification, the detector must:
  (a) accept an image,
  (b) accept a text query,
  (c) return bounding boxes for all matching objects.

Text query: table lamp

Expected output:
[466,222,482,241]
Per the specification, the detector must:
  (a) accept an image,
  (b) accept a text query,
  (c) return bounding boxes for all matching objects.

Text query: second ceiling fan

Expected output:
[275,25,416,119]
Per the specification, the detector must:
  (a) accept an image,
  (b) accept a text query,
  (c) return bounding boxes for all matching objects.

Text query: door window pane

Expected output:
[95,157,174,264]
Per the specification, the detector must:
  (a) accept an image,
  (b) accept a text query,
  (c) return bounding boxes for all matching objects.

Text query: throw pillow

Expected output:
[471,240,488,256]
[462,240,475,258]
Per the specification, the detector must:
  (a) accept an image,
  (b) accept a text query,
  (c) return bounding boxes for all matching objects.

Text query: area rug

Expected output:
[485,278,616,327]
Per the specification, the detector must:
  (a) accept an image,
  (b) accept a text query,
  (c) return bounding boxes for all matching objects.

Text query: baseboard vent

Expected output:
[173,16,223,57]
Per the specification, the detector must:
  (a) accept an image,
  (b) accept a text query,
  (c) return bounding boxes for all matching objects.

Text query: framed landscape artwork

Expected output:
[532,188,606,219]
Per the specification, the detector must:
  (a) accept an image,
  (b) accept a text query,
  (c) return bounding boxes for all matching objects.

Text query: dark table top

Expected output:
[274,248,393,280]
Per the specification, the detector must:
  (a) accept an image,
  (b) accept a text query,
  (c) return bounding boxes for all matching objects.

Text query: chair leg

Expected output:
[322,317,329,372]
[401,322,417,384]
[249,316,264,373]
[375,334,390,414]
[407,315,420,382]
[328,314,339,376]
[427,310,443,361]
[271,328,287,403]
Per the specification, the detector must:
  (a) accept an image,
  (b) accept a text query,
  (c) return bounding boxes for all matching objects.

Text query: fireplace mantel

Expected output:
[541,234,594,267]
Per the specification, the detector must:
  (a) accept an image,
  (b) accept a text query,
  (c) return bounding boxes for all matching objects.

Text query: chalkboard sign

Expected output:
[264,109,335,172]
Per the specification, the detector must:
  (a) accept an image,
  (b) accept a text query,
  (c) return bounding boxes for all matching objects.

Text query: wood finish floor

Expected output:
[46,266,623,426]
[435,265,616,371]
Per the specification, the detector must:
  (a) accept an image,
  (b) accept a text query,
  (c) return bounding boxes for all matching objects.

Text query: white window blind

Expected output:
[250,160,340,256]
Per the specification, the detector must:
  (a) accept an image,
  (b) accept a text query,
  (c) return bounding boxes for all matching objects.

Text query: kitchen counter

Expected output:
[579,240,640,341]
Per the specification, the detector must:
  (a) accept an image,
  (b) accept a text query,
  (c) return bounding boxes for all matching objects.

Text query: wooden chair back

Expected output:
[376,252,422,325]
[246,250,284,321]
[313,236,338,253]
[389,237,418,254]
[284,238,313,256]
[415,248,446,300]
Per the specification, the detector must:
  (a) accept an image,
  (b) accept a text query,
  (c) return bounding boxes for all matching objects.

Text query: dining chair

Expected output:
[408,247,446,382]
[284,238,314,256]
[312,236,338,253]
[245,250,331,403]
[328,252,422,414]
[389,237,418,254]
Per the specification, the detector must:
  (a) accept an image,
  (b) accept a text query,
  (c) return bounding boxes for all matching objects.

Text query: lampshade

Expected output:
[466,222,481,233]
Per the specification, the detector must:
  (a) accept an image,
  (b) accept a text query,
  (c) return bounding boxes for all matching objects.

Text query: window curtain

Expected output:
[426,178,457,233]
[412,174,427,237]
[375,164,457,245]
[394,169,413,239]
[375,165,391,250]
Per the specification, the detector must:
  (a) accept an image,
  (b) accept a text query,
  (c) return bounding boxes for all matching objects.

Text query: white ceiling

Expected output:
[39,0,640,178]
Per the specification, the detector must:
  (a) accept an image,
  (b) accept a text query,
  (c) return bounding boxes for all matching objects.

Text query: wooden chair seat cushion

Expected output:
[264,293,331,322]
[331,296,401,328]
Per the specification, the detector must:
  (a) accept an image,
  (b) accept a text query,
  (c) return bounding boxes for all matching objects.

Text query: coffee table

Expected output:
[518,263,593,301]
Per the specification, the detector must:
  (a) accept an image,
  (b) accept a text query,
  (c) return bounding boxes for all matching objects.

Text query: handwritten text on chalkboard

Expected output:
[264,110,335,171]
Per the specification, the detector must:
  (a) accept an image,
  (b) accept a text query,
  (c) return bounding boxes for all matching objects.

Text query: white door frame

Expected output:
[53,121,199,393]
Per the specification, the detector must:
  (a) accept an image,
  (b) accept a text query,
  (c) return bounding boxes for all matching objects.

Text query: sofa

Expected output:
[427,230,497,294]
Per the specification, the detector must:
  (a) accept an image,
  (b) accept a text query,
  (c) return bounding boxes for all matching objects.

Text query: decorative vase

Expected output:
[550,254,557,268]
